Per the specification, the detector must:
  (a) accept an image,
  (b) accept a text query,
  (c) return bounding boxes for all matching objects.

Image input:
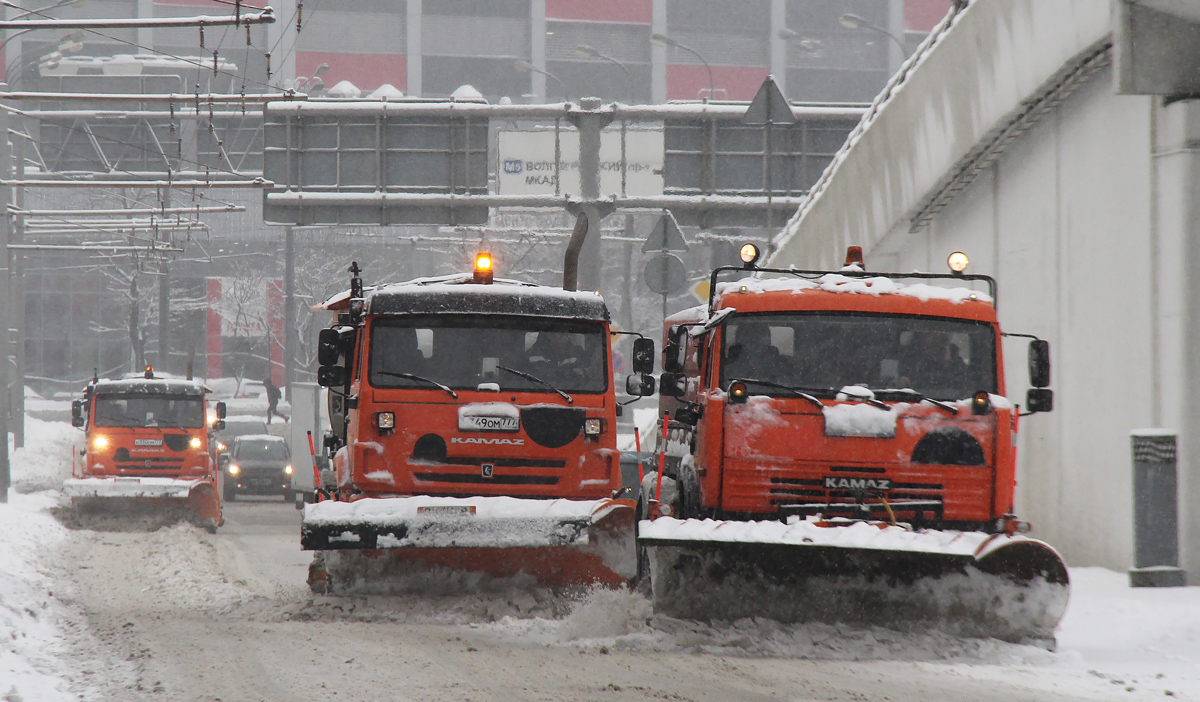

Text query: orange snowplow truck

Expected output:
[65,368,227,532]
[300,257,655,594]
[639,246,1069,645]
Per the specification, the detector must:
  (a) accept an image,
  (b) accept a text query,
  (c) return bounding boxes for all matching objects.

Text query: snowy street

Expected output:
[0,417,1197,701]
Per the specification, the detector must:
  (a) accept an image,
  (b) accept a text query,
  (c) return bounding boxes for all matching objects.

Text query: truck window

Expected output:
[368,314,609,394]
[93,395,205,428]
[721,313,997,401]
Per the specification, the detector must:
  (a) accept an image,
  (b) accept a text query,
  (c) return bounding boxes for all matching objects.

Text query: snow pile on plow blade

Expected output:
[62,477,222,531]
[640,518,1069,645]
[302,496,636,591]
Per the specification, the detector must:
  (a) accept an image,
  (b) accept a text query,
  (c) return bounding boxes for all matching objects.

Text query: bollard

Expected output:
[1129,430,1187,587]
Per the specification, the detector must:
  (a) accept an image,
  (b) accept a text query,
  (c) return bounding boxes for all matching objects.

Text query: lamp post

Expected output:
[294,61,329,93]
[777,27,822,55]
[838,12,908,57]
[514,58,569,102]
[650,32,715,101]
[574,44,634,104]
[0,0,86,54]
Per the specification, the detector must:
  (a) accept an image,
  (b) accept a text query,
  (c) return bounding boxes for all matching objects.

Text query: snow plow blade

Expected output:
[639,518,1069,645]
[301,496,636,592]
[62,477,222,531]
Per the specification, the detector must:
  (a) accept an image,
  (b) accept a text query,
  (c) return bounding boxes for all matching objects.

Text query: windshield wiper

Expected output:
[497,366,573,404]
[871,388,959,415]
[378,371,458,399]
[731,378,826,409]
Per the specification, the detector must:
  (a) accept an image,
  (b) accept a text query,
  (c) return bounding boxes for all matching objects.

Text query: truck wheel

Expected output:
[224,489,236,502]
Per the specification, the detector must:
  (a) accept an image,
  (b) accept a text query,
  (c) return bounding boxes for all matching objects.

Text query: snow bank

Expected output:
[718,273,991,304]
[0,493,78,702]
[823,402,897,437]
[9,416,80,492]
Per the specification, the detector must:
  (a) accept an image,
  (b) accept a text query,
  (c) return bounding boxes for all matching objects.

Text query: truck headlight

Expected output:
[284,464,293,475]
[92,435,109,449]
[376,411,395,430]
[584,418,604,436]
[189,436,202,449]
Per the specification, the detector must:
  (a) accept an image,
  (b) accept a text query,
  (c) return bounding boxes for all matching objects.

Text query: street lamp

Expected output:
[650,32,715,101]
[777,27,822,55]
[838,12,908,57]
[574,44,635,104]
[293,61,329,92]
[0,0,88,54]
[514,58,569,101]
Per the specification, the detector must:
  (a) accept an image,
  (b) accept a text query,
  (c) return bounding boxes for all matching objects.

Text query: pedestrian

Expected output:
[264,376,286,424]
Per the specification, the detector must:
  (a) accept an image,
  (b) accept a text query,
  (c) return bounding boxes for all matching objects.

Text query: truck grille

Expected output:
[768,474,944,521]
[114,457,185,471]
[414,473,558,485]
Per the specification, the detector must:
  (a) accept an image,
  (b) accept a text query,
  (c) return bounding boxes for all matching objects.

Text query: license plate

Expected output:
[134,439,162,446]
[458,415,519,432]
[417,505,477,516]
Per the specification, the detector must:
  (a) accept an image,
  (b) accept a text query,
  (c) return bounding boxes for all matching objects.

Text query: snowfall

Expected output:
[4,398,1200,700]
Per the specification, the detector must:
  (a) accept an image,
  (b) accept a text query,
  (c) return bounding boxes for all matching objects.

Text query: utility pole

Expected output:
[284,225,294,401]
[0,85,12,502]
[567,97,614,292]
[11,128,23,448]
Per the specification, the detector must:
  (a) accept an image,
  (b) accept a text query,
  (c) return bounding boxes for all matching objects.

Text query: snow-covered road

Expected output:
[4,417,1200,701]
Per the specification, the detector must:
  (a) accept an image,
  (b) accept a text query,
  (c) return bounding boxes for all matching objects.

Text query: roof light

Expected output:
[948,251,969,274]
[972,391,992,415]
[844,246,864,269]
[728,381,748,405]
[473,252,494,284]
[144,364,154,379]
[739,243,760,268]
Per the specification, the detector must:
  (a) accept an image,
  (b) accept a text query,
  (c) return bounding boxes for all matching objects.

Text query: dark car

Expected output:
[213,416,270,455]
[223,434,293,500]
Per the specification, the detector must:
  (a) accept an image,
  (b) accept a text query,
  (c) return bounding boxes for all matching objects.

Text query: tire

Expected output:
[224,489,236,502]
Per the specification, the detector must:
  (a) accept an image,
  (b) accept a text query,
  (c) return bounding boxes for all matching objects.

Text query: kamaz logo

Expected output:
[823,477,892,491]
[503,159,524,174]
[451,437,525,446]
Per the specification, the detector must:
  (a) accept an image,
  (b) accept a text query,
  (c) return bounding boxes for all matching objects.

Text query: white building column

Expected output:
[651,0,666,103]
[406,0,422,96]
[887,0,905,75]
[266,0,298,89]
[769,0,786,85]
[137,0,153,52]
[530,0,546,102]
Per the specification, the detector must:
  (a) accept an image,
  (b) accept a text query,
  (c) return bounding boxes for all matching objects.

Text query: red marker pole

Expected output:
[634,423,645,484]
[654,412,669,504]
[306,430,322,501]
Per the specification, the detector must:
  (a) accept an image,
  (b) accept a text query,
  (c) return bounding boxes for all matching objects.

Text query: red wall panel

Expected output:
[297,51,406,93]
[546,0,651,23]
[667,64,769,102]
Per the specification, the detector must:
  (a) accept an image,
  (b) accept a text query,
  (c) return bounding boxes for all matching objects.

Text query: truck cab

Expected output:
[66,369,226,531]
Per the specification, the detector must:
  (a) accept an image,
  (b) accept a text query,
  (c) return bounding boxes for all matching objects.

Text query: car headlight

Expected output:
[284,464,293,475]
[189,436,202,449]
[217,441,226,451]
[91,435,108,449]
[228,464,240,475]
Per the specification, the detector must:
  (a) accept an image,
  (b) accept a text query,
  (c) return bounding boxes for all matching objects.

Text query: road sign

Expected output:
[643,253,688,295]
[691,280,711,302]
[643,210,687,252]
[497,128,664,196]
[743,74,796,126]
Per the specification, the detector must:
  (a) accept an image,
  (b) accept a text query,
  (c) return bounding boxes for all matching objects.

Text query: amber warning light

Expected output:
[473,253,494,284]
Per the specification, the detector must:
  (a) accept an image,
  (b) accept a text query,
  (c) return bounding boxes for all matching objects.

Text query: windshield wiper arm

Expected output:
[731,378,825,409]
[883,388,959,415]
[378,371,458,399]
[497,366,573,404]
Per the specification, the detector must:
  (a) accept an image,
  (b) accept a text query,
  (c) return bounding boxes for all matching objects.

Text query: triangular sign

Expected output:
[643,211,688,252]
[743,75,796,126]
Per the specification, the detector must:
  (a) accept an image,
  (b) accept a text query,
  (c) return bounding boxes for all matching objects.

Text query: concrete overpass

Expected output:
[771,0,1200,581]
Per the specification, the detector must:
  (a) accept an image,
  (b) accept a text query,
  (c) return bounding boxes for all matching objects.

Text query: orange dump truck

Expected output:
[65,369,226,532]
[639,246,1068,645]
[301,258,655,593]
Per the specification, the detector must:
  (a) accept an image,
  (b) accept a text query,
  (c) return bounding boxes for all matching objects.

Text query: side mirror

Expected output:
[674,406,700,426]
[215,401,227,419]
[1026,388,1053,414]
[625,373,656,397]
[632,338,655,375]
[660,372,687,399]
[662,325,687,373]
[317,328,341,366]
[317,365,346,387]
[218,451,230,466]
[213,419,226,432]
[1029,339,1051,388]
[71,400,86,427]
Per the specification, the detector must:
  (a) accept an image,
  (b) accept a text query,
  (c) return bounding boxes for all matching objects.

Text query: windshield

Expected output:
[93,394,205,428]
[234,440,289,461]
[369,314,608,394]
[721,313,997,401]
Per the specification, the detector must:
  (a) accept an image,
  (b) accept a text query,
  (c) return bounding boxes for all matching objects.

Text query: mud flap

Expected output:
[640,522,1069,644]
